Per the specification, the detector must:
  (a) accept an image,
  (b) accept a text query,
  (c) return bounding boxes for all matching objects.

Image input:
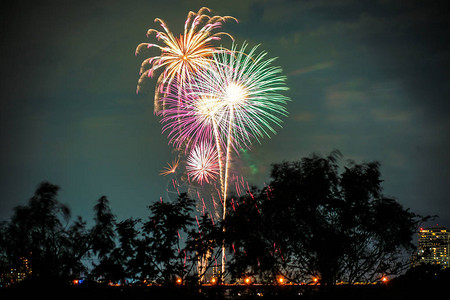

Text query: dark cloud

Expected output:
[1,0,449,227]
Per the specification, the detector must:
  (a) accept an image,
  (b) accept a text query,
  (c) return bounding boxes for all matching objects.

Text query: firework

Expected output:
[160,83,225,149]
[169,43,290,277]
[136,8,289,281]
[160,157,180,176]
[192,42,289,201]
[193,42,290,151]
[160,42,289,204]
[186,141,220,184]
[196,43,290,277]
[160,81,226,191]
[136,7,237,112]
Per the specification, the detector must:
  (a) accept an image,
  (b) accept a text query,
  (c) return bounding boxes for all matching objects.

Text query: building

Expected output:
[413,225,450,268]
[0,256,32,287]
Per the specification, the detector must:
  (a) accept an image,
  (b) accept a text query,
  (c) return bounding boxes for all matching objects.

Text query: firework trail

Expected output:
[160,81,227,191]
[191,43,290,276]
[136,8,289,280]
[136,7,236,113]
[158,42,290,277]
[192,42,290,202]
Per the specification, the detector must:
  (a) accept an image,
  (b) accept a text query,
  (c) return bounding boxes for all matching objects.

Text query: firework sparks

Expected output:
[160,42,289,208]
[187,43,290,277]
[136,8,289,281]
[136,7,237,113]
[186,141,220,184]
[192,42,290,203]
[161,82,226,191]
[160,157,180,176]
[193,42,290,152]
[160,84,225,150]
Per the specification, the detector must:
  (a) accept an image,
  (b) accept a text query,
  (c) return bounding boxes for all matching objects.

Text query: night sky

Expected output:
[1,0,449,228]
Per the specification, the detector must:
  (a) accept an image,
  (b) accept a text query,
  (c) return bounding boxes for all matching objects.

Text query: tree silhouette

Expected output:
[62,216,91,279]
[91,196,117,281]
[0,153,431,288]
[225,151,428,285]
[94,218,142,283]
[141,193,195,284]
[0,182,74,280]
[116,218,141,281]
[186,214,223,283]
[224,188,285,283]
[91,196,116,257]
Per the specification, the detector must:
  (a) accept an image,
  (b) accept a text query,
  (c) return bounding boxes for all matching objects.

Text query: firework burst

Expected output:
[191,42,289,202]
[160,42,289,201]
[135,8,290,280]
[160,157,180,176]
[160,81,227,191]
[192,42,290,152]
[186,141,220,184]
[160,83,225,150]
[136,7,237,113]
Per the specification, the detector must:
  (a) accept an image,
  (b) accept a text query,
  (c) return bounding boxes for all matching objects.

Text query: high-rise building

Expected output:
[413,225,450,268]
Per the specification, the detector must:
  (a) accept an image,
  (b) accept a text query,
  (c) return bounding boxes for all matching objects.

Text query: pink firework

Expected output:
[160,81,226,149]
[186,141,220,184]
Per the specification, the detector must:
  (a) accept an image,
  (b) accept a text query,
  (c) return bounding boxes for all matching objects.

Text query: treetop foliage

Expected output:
[0,152,430,286]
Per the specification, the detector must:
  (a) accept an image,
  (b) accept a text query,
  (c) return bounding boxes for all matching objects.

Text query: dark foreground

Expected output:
[0,279,447,300]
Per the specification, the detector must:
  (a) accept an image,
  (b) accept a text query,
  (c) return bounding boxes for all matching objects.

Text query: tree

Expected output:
[0,182,76,280]
[111,218,141,282]
[186,214,223,283]
[224,188,285,283]
[0,221,14,282]
[225,151,427,285]
[61,216,91,280]
[141,193,195,284]
[91,196,116,257]
[91,196,117,281]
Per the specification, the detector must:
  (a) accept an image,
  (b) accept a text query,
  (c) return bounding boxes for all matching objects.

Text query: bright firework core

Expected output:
[138,7,289,283]
[197,96,220,119]
[225,82,247,105]
[186,142,219,184]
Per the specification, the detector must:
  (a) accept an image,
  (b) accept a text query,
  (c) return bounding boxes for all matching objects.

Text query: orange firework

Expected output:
[136,7,237,113]
[160,157,180,176]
